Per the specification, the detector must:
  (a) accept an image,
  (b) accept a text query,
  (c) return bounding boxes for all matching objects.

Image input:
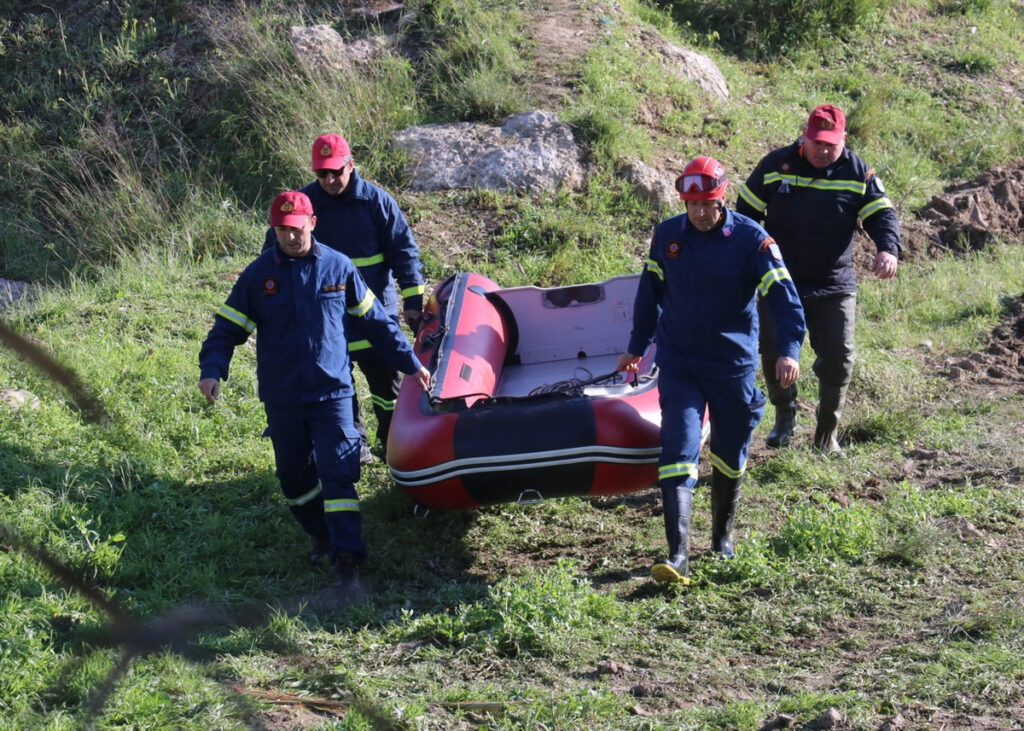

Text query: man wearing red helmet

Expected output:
[204,191,430,591]
[737,104,902,456]
[266,133,426,465]
[617,157,806,584]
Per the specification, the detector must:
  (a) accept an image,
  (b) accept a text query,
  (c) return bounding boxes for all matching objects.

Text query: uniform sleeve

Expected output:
[376,192,426,312]
[198,272,258,382]
[860,171,903,257]
[626,231,665,356]
[736,157,770,222]
[344,263,423,374]
[756,238,806,362]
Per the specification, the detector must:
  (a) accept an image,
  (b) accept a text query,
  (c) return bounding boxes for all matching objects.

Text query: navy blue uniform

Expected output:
[199,242,423,561]
[265,171,426,454]
[628,209,805,486]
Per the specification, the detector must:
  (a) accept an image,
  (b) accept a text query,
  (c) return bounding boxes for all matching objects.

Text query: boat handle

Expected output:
[413,504,431,518]
[517,489,544,505]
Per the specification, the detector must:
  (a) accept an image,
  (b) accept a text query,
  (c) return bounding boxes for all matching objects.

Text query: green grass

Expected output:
[2,0,1024,727]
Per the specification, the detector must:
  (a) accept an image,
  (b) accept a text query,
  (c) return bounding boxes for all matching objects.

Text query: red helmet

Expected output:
[675,156,729,201]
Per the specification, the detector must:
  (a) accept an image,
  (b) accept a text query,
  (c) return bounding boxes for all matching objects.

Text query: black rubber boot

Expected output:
[763,359,797,448]
[765,404,796,448]
[651,484,693,584]
[710,468,744,558]
[814,383,848,457]
[309,533,332,565]
[334,550,362,595]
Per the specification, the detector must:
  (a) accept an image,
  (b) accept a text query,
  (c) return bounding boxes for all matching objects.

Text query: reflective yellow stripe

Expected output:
[400,284,426,298]
[287,483,322,506]
[758,266,792,297]
[859,197,893,220]
[659,462,698,481]
[347,290,376,318]
[738,184,766,213]
[763,172,866,195]
[709,452,744,478]
[217,305,256,333]
[645,258,665,282]
[350,253,385,267]
[370,394,397,411]
[348,339,372,353]
[325,499,359,513]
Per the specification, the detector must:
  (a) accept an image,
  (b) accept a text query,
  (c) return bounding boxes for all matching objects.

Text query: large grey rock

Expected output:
[618,160,678,210]
[392,111,587,192]
[642,29,730,100]
[290,24,392,76]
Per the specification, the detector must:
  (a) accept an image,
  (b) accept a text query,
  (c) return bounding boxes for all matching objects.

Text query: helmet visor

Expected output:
[675,173,726,194]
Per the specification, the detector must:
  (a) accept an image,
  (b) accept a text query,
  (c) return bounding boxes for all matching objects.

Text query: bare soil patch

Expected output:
[896,159,1024,261]
[525,0,594,110]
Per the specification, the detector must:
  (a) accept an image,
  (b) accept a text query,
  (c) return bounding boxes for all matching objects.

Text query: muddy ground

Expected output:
[864,159,1024,390]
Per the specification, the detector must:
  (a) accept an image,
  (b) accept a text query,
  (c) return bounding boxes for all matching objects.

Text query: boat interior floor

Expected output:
[495,352,629,397]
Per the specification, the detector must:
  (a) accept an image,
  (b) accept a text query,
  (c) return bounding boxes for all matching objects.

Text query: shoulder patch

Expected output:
[867,169,886,194]
[760,237,782,260]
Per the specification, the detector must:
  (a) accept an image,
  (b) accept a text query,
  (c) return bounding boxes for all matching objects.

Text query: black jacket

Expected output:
[736,141,902,299]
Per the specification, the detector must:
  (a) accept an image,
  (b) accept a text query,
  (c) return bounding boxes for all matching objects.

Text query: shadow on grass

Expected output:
[0,430,481,726]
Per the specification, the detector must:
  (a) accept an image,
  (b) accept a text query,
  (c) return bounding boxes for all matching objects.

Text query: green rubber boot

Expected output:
[814,384,848,457]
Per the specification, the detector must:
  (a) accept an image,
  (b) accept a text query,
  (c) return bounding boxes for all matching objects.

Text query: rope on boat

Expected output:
[528,368,628,397]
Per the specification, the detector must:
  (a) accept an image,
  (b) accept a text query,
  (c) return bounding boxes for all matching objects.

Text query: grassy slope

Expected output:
[1,0,1024,728]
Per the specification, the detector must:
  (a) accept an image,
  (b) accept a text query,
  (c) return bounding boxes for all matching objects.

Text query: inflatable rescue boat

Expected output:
[386,272,707,510]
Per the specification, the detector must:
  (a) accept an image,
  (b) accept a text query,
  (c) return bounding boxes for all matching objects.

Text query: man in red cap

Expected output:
[267,133,426,465]
[737,104,902,456]
[203,191,430,592]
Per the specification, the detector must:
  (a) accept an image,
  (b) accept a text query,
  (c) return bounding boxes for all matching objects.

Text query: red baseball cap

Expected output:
[804,104,846,144]
[312,133,352,171]
[269,191,313,228]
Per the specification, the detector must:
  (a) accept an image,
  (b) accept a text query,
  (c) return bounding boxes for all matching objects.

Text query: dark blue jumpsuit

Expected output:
[627,209,806,491]
[199,242,423,562]
[264,172,426,453]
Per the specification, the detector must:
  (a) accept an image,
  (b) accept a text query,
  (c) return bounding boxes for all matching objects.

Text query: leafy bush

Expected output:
[658,0,890,58]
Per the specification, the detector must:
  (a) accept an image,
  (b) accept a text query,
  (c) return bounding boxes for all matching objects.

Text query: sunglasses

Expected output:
[315,168,348,179]
[675,173,727,194]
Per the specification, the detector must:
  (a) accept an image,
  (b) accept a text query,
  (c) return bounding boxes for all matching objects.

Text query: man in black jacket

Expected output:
[736,104,901,455]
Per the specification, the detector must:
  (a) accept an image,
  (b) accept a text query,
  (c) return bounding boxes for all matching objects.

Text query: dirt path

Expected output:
[524,0,595,111]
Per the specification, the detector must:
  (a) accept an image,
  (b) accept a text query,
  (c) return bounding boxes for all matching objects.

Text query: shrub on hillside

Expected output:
[661,0,890,58]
